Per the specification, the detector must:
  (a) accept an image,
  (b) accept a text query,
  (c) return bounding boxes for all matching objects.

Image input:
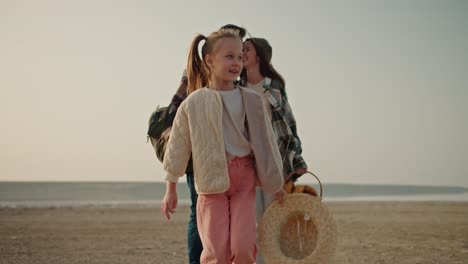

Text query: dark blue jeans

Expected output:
[186,172,203,264]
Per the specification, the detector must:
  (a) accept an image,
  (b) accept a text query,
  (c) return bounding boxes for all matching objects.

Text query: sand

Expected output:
[1,202,467,264]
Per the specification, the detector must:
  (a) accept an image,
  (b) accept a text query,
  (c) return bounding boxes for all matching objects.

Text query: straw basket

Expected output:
[258,172,337,264]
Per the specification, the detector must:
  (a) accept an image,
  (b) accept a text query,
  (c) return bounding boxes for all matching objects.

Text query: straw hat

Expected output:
[258,172,337,264]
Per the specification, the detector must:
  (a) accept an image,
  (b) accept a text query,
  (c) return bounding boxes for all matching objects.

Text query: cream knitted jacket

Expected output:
[163,87,283,195]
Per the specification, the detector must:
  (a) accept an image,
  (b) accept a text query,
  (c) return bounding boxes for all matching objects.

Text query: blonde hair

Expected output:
[187,29,241,94]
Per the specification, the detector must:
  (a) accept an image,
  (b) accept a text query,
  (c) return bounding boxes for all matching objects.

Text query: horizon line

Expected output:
[1,180,466,189]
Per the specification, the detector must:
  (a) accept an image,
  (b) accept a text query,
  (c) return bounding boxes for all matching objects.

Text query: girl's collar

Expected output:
[216,86,240,93]
[207,85,236,92]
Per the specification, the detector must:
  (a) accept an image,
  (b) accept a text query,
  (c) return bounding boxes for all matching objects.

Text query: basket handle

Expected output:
[306,171,323,198]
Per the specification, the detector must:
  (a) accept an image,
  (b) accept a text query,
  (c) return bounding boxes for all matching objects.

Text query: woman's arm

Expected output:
[280,90,308,180]
[166,75,188,119]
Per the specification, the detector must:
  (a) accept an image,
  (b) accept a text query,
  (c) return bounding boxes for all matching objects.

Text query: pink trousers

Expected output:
[196,156,257,264]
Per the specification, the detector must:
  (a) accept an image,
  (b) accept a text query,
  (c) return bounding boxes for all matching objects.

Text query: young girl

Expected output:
[158,24,247,264]
[241,37,308,264]
[161,29,285,264]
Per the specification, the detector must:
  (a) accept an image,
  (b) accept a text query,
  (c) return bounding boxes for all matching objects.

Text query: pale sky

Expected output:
[1,0,467,187]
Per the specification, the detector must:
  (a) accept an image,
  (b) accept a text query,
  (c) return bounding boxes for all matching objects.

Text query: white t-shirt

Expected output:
[217,87,251,161]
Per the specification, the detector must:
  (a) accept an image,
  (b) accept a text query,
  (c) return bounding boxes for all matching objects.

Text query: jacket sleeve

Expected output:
[280,89,308,173]
[281,94,301,152]
[162,101,192,183]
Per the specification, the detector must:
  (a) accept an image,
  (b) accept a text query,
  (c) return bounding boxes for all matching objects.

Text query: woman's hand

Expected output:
[286,168,308,183]
[161,182,178,220]
[295,168,307,175]
[283,180,294,193]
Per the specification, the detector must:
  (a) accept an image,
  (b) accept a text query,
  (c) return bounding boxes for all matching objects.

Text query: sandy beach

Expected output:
[1,202,467,264]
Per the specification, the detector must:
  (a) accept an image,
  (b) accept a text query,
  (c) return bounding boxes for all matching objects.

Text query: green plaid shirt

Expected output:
[262,78,308,181]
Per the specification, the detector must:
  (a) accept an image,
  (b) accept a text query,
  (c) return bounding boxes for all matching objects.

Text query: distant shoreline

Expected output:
[1,180,466,188]
[1,182,467,208]
[2,197,468,209]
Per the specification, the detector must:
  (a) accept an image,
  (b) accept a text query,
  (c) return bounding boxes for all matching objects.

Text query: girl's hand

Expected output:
[274,189,287,205]
[162,188,178,220]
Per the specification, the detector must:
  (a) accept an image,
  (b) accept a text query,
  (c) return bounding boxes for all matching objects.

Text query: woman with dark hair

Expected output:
[242,37,308,264]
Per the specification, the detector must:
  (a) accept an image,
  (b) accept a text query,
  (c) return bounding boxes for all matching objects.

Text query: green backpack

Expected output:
[147,105,175,163]
[147,104,193,172]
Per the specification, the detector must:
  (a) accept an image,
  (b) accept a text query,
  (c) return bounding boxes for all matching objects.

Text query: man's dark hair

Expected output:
[219,24,246,39]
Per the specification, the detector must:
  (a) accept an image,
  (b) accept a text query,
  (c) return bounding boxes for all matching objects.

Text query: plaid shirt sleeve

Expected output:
[267,80,308,181]
[280,91,308,178]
